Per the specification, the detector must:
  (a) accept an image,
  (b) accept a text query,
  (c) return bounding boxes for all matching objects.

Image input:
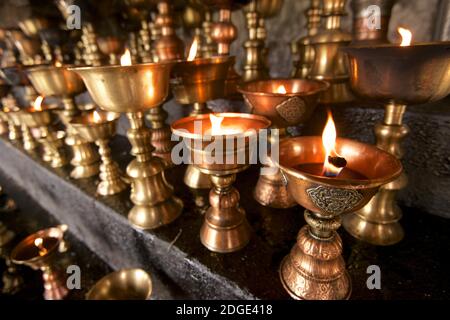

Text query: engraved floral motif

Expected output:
[306,186,363,215]
[275,96,306,124]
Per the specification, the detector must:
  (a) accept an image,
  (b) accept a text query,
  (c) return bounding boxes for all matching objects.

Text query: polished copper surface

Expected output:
[172,56,232,104]
[277,136,402,300]
[172,113,270,253]
[343,42,450,104]
[86,268,152,300]
[69,62,175,113]
[238,78,329,128]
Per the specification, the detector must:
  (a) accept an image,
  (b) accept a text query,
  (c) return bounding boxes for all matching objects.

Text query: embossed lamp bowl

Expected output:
[238,79,329,128]
[26,65,85,97]
[69,62,175,113]
[86,268,152,300]
[278,136,402,214]
[171,56,232,104]
[70,111,120,142]
[343,42,450,104]
[171,112,271,174]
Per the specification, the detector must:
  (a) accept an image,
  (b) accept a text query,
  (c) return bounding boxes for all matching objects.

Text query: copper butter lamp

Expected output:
[342,33,450,246]
[86,268,152,300]
[239,78,329,208]
[172,113,271,253]
[11,225,69,300]
[172,38,233,189]
[277,115,402,300]
[70,111,128,196]
[26,64,100,179]
[69,55,183,230]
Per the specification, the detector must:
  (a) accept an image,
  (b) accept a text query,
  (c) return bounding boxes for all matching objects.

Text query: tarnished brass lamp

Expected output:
[278,136,402,299]
[172,113,271,253]
[342,40,450,245]
[70,61,183,230]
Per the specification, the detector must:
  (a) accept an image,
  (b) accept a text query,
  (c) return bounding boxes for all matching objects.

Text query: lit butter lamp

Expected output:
[239,78,329,208]
[341,28,450,246]
[69,51,183,230]
[26,63,100,179]
[172,38,233,189]
[278,113,402,300]
[70,110,128,196]
[86,268,152,300]
[21,96,68,167]
[172,113,271,253]
[10,225,69,300]
[2,104,38,152]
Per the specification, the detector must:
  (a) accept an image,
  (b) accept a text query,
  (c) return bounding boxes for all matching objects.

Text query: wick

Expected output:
[328,155,347,168]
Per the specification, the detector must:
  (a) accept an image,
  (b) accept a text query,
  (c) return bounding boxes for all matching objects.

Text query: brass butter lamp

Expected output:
[69,55,183,230]
[342,36,450,245]
[26,64,100,179]
[171,39,233,189]
[11,225,69,300]
[238,78,329,208]
[278,126,402,299]
[70,110,128,196]
[86,268,152,300]
[172,113,271,253]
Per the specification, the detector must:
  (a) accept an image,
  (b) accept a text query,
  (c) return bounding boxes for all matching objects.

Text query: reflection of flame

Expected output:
[55,61,62,67]
[276,85,287,94]
[187,38,198,61]
[34,96,44,111]
[398,27,412,46]
[34,237,48,257]
[322,112,343,177]
[93,110,102,123]
[209,114,241,135]
[120,48,132,66]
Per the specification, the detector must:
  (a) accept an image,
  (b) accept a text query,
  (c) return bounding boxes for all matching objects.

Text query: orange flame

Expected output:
[276,85,287,94]
[209,114,241,135]
[33,96,44,111]
[34,237,48,257]
[120,48,132,66]
[187,38,198,61]
[55,61,62,67]
[93,110,102,123]
[398,27,412,46]
[322,112,343,176]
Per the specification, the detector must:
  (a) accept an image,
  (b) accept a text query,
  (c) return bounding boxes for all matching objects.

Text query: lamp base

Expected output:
[184,164,212,189]
[279,210,351,300]
[200,174,251,253]
[42,268,69,300]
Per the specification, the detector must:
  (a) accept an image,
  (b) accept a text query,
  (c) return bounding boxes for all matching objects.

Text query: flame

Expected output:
[276,85,287,94]
[93,110,102,123]
[398,27,412,46]
[187,38,198,61]
[120,48,132,66]
[209,114,241,135]
[34,237,48,257]
[55,61,62,67]
[322,112,343,177]
[33,96,44,111]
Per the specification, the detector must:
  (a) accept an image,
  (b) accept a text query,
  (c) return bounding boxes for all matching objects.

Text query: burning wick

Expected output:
[33,96,44,112]
[398,27,412,47]
[276,85,287,94]
[34,237,48,257]
[322,112,346,177]
[208,114,241,135]
[120,48,132,66]
[187,38,198,61]
[55,61,63,67]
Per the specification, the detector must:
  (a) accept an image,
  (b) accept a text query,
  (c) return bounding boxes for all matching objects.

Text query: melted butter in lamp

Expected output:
[34,237,49,257]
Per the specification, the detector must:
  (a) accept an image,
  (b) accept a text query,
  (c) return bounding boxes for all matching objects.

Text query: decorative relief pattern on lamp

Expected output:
[275,97,306,124]
[306,186,363,215]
